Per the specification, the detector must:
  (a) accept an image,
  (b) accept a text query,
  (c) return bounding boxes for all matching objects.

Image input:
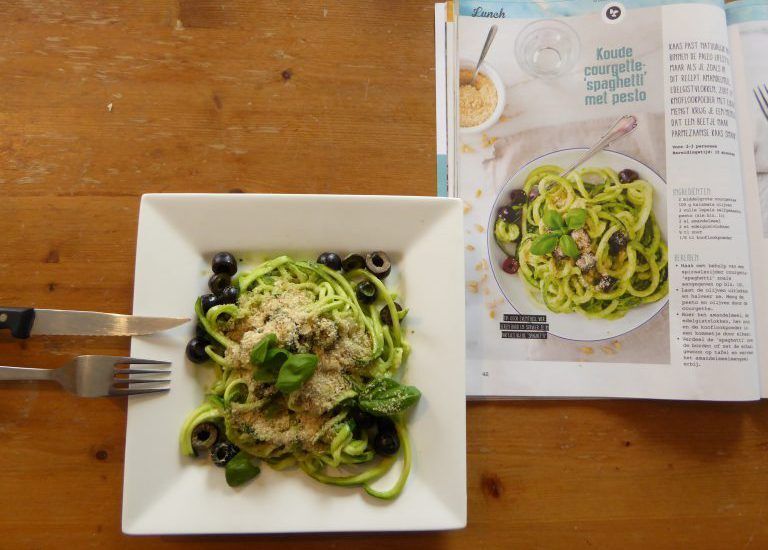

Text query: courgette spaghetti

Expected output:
[495,165,668,319]
[180,253,418,499]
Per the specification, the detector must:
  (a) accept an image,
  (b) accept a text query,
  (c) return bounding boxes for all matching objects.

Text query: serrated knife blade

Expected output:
[0,307,189,338]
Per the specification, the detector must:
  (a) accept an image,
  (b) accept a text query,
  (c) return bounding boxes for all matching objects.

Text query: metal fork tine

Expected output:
[112,357,171,366]
[114,368,171,375]
[110,387,170,396]
[47,355,173,398]
[113,377,171,385]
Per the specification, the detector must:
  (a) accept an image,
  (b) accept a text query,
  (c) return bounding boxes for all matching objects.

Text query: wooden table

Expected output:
[2,1,767,548]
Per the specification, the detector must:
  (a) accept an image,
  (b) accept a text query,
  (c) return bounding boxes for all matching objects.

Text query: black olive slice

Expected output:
[365,251,391,279]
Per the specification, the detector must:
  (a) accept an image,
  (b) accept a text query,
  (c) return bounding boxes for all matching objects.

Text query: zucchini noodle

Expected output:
[180,256,416,499]
[514,165,668,319]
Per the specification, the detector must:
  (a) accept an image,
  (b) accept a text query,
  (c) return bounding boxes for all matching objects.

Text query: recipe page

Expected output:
[456,0,760,399]
[727,0,768,395]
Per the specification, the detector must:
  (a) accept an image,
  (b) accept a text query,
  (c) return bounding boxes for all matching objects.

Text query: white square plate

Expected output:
[123,194,467,535]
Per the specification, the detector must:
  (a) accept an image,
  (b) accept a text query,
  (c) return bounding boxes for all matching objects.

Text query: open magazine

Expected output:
[435,0,768,400]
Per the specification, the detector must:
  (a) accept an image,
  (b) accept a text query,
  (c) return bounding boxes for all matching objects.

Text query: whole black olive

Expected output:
[186,337,209,363]
[195,323,210,340]
[317,252,343,271]
[608,231,629,255]
[341,253,366,272]
[502,257,520,274]
[201,293,219,314]
[618,169,639,183]
[377,416,396,435]
[212,251,238,276]
[509,188,528,206]
[373,431,400,456]
[350,408,375,430]
[208,273,231,295]
[210,441,239,467]
[365,251,391,279]
[497,205,521,224]
[191,422,219,453]
[356,280,377,304]
[379,302,403,326]
[219,285,239,304]
[528,187,540,201]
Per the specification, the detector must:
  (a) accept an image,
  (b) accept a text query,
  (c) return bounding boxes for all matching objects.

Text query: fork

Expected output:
[0,355,170,397]
[755,84,768,122]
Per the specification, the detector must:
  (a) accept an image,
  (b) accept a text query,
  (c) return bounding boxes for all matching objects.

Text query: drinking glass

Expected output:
[514,19,581,79]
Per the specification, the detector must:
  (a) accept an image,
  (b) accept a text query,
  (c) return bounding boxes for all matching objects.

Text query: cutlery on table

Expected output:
[0,307,188,338]
[755,84,768,122]
[0,355,171,397]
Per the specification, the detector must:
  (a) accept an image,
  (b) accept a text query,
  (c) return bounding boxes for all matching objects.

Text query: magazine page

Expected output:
[457,0,760,399]
[436,3,449,197]
[727,0,768,396]
[447,2,460,200]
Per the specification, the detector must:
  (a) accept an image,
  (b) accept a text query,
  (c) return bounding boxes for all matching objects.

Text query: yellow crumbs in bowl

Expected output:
[459,69,498,128]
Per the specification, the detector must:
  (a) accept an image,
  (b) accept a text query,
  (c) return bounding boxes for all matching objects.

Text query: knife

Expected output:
[0,307,189,338]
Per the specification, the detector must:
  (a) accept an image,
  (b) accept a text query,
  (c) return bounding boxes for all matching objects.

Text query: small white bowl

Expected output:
[458,59,506,135]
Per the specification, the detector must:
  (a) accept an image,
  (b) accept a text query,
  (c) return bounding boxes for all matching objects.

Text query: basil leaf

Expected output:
[252,366,278,383]
[529,233,559,256]
[275,353,318,394]
[565,208,587,230]
[559,234,580,259]
[263,347,291,370]
[225,451,260,487]
[344,374,364,394]
[543,209,565,230]
[358,377,422,417]
[249,333,277,365]
[252,344,288,383]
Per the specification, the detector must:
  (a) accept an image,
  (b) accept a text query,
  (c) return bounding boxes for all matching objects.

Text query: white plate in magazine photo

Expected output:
[488,149,669,342]
[123,194,467,535]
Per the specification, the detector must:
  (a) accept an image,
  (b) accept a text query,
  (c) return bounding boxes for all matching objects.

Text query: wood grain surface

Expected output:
[2,1,767,548]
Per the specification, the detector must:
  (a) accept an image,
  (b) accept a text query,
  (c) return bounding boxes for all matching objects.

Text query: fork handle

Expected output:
[0,366,55,381]
[559,115,638,177]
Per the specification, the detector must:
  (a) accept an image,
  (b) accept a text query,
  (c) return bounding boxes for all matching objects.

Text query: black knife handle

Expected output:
[0,307,36,339]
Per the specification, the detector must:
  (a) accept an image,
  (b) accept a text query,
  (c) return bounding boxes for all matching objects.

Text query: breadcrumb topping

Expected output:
[222,279,372,452]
